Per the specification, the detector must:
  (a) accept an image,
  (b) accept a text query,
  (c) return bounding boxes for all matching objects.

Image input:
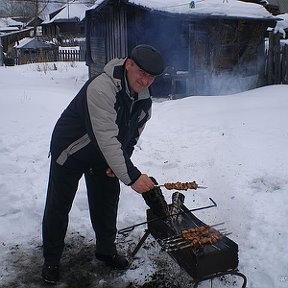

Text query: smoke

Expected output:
[191,69,264,96]
[141,13,268,97]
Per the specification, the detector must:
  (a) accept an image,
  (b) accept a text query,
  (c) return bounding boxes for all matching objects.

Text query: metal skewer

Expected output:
[162,232,232,252]
[154,184,208,189]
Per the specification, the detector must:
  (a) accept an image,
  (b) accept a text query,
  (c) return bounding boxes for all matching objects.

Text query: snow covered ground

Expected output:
[0,62,288,288]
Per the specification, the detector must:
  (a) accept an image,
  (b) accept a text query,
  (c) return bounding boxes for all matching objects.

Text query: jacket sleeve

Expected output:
[85,74,141,185]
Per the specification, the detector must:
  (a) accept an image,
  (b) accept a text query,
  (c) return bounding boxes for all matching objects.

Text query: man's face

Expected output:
[125,59,156,93]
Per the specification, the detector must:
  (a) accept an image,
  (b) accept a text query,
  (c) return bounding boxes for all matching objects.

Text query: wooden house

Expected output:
[0,28,33,54]
[41,1,89,43]
[85,0,277,96]
[11,16,43,29]
[239,0,280,15]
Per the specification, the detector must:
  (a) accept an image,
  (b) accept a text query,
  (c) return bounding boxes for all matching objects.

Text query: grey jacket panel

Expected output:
[56,134,91,165]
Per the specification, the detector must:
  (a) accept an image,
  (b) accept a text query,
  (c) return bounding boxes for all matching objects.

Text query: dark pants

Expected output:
[42,159,120,265]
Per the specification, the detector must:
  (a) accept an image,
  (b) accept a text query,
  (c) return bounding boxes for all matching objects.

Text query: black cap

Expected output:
[130,44,165,76]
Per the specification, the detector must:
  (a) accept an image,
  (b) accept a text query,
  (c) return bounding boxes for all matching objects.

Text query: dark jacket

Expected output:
[50,58,152,185]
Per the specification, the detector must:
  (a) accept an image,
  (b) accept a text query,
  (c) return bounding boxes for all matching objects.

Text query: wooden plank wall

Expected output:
[89,15,107,76]
[266,32,288,84]
[106,6,127,60]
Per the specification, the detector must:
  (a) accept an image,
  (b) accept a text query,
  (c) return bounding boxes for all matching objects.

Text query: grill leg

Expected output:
[129,229,150,258]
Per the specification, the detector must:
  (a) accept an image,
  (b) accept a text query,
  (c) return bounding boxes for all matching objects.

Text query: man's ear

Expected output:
[125,58,133,71]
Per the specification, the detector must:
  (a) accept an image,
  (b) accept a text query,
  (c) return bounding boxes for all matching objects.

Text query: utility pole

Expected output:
[34,0,39,20]
[67,0,70,20]
[34,0,39,37]
[35,0,39,18]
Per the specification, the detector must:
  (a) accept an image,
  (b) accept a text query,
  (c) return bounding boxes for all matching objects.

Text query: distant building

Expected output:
[0,17,22,33]
[0,16,42,54]
[267,0,288,14]
[11,16,43,29]
[240,0,288,14]
[41,1,89,42]
[0,28,33,55]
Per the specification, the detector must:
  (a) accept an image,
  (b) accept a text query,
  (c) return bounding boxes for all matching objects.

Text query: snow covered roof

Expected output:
[0,27,33,39]
[90,0,276,20]
[274,13,288,37]
[0,17,23,28]
[15,37,54,49]
[42,1,89,24]
[39,2,64,19]
[0,26,19,33]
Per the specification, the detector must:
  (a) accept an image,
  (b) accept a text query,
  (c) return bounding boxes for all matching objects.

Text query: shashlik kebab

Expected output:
[165,233,222,252]
[163,225,223,248]
[155,181,207,190]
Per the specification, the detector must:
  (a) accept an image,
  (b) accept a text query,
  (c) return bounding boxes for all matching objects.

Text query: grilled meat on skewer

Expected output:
[162,225,223,251]
[158,181,199,190]
[165,233,222,252]
[165,181,198,190]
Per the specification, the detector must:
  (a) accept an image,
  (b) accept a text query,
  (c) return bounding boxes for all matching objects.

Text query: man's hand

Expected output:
[131,174,155,193]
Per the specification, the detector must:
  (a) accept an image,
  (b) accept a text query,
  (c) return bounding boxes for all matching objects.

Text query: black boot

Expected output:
[42,263,60,284]
[95,252,130,270]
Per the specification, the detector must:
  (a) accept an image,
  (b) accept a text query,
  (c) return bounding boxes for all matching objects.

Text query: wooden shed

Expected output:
[14,37,58,64]
[85,0,277,96]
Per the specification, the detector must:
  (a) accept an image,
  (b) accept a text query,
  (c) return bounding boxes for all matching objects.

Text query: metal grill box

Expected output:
[147,204,239,280]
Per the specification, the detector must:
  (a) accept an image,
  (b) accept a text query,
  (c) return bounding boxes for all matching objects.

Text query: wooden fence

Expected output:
[58,49,83,62]
[266,32,288,85]
[15,46,86,65]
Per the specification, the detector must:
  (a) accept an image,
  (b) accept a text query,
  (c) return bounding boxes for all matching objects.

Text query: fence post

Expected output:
[282,45,288,84]
[274,33,281,84]
[267,32,282,85]
[267,32,274,85]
